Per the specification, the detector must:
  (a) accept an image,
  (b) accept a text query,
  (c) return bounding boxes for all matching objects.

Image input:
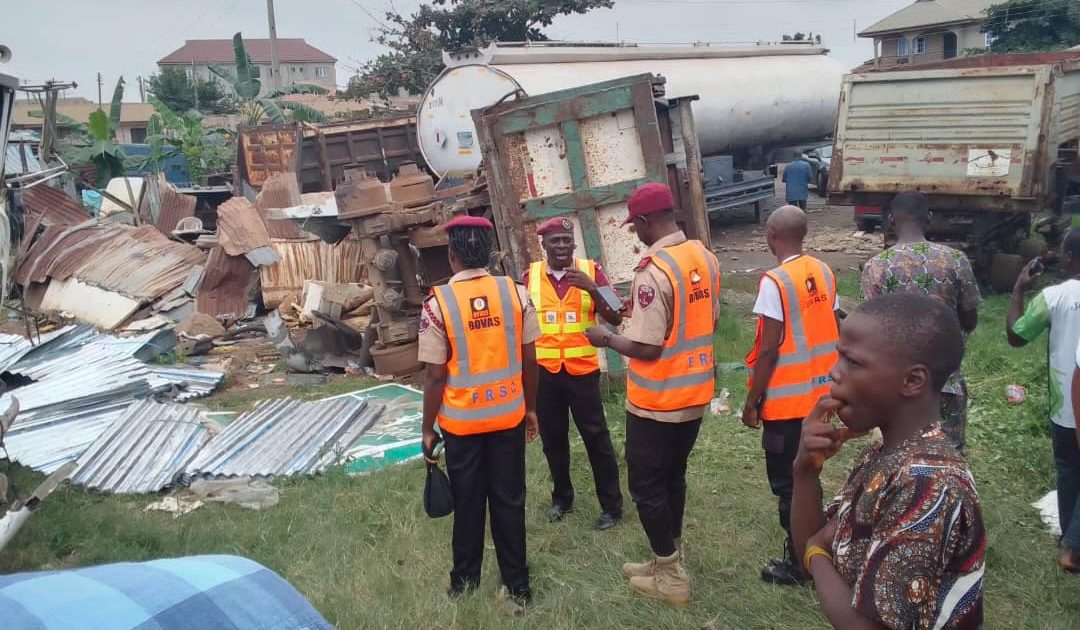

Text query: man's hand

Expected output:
[422,428,440,465]
[525,410,539,443]
[584,326,610,348]
[1014,259,1042,293]
[793,397,845,474]
[565,268,598,294]
[741,401,761,430]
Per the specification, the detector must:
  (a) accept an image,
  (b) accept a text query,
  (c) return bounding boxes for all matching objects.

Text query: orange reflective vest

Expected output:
[528,259,599,376]
[434,274,525,436]
[627,240,720,412]
[746,255,839,421]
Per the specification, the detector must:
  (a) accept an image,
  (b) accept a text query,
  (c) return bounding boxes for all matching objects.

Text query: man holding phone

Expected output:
[1008,228,1080,574]
[523,216,625,530]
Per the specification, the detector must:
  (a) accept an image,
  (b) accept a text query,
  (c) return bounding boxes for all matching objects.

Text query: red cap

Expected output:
[536,216,574,235]
[623,182,674,225]
[441,215,494,232]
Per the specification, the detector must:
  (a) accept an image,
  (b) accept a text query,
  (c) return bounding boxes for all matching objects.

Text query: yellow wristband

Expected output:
[803,545,833,575]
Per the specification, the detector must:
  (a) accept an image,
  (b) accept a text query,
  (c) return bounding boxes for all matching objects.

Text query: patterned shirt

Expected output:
[860,241,981,395]
[827,424,985,629]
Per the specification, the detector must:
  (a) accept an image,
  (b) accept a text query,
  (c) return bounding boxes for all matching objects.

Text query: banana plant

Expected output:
[209,32,330,126]
[143,97,235,185]
[66,77,127,187]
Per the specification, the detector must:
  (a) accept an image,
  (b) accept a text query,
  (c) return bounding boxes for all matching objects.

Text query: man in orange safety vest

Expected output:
[524,216,625,531]
[742,204,840,587]
[585,182,720,606]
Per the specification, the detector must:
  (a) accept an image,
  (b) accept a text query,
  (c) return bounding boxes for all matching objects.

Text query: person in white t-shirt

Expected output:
[1008,229,1080,573]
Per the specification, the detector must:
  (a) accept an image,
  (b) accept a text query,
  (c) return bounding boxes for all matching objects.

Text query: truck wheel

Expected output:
[816,172,828,197]
[856,217,876,233]
[990,253,1024,293]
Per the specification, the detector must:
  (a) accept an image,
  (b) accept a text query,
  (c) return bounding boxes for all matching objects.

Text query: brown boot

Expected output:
[629,552,690,606]
[623,539,683,578]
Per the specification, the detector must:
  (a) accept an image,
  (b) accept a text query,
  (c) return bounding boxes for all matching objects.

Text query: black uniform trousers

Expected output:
[443,420,529,597]
[625,412,702,557]
[762,418,804,539]
[537,367,623,515]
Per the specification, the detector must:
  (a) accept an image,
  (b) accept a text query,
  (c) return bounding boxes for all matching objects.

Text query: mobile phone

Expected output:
[597,285,625,313]
[1028,259,1045,275]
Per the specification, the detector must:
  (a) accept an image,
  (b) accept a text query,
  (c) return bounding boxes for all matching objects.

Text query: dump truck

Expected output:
[828,52,1080,279]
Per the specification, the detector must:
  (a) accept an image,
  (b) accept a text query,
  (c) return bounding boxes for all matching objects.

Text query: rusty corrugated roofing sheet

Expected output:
[196,246,256,320]
[156,186,197,234]
[216,197,274,255]
[255,172,308,239]
[19,185,91,227]
[259,237,366,309]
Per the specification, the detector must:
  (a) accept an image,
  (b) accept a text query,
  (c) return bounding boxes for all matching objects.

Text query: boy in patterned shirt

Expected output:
[792,294,985,629]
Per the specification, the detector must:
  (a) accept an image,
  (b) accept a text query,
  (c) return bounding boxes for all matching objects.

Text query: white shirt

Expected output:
[1012,279,1080,429]
[753,255,840,321]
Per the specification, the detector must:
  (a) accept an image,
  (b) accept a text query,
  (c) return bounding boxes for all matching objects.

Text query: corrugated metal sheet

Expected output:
[187,397,384,478]
[256,172,309,239]
[72,399,212,493]
[195,246,256,320]
[259,237,366,308]
[5,142,40,176]
[155,185,197,234]
[19,185,91,227]
[216,197,279,266]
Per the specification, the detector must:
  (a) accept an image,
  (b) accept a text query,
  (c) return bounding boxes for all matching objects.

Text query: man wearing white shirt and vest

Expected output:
[524,216,625,530]
[742,204,840,586]
[418,215,540,608]
[585,183,721,606]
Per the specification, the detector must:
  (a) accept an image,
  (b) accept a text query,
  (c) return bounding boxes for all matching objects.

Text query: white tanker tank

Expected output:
[418,41,848,178]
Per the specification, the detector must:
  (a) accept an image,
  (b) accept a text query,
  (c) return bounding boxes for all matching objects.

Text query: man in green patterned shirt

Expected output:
[860,193,981,453]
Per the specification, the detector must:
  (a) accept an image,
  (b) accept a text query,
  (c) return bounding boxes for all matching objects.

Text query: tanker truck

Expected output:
[417,41,847,219]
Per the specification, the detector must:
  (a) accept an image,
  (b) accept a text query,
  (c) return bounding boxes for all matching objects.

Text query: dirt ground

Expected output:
[709,183,884,280]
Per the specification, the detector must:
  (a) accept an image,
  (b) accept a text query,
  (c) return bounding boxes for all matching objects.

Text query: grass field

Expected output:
[1,280,1079,629]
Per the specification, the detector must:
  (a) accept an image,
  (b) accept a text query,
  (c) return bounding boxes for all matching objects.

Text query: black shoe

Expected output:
[595,512,621,531]
[546,503,573,522]
[447,580,479,598]
[760,558,807,586]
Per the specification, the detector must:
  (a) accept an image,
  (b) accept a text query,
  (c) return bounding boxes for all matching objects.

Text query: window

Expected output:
[914,36,926,54]
[316,66,328,78]
[184,67,194,80]
[129,127,147,144]
[985,32,997,47]
[897,38,909,57]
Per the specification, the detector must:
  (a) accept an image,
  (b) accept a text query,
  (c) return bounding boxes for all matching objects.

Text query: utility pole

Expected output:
[137,76,146,102]
[97,72,103,108]
[267,0,281,92]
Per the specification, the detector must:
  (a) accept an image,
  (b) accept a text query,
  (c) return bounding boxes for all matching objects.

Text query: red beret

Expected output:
[623,182,674,225]
[536,216,574,236]
[441,215,494,232]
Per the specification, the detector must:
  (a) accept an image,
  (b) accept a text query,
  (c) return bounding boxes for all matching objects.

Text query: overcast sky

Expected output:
[4,0,911,102]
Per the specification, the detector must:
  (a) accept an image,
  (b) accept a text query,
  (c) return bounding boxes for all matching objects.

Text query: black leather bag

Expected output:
[423,436,454,518]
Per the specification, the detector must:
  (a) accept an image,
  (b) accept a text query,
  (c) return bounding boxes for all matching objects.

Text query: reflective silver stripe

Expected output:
[654,249,688,352]
[664,333,715,356]
[440,395,524,421]
[815,258,835,299]
[703,248,721,320]
[629,368,714,393]
[772,267,809,360]
[766,375,832,400]
[438,277,523,389]
[775,341,837,367]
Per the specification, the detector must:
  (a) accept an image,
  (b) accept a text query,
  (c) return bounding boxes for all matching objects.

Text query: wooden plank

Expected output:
[630,82,667,183]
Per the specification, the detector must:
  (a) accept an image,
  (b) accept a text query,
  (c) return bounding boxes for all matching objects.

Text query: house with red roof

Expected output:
[158,38,337,96]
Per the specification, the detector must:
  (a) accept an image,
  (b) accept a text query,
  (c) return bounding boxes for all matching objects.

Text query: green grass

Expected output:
[1,289,1079,628]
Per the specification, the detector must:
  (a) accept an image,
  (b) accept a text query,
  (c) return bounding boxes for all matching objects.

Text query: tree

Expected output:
[144,97,235,185]
[210,32,330,126]
[349,0,614,101]
[983,0,1080,53]
[63,77,127,187]
[147,68,233,115]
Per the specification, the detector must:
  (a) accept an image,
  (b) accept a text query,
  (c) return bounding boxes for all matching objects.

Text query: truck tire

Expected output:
[856,217,877,233]
[816,172,828,197]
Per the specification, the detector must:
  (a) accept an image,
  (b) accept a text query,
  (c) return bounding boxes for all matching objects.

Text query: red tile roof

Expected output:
[159,39,336,65]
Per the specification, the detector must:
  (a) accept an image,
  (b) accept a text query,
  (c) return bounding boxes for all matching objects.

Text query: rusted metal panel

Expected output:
[196,247,256,321]
[298,115,421,193]
[254,172,309,239]
[216,197,275,258]
[475,73,706,285]
[258,237,366,309]
[237,124,301,191]
[155,185,197,234]
[19,185,90,227]
[833,60,1080,212]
